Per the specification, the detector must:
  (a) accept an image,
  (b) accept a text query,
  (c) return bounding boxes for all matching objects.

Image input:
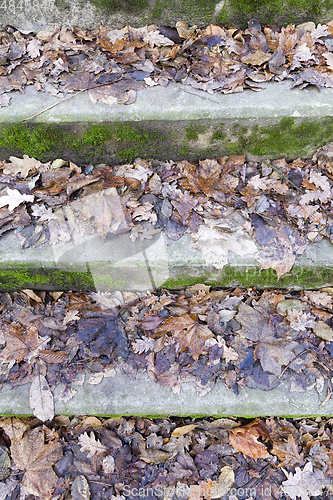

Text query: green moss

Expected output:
[0,267,95,291]
[54,0,70,10]
[211,127,226,141]
[74,124,114,147]
[217,0,333,27]
[0,124,71,159]
[186,124,207,141]
[1,116,332,166]
[215,116,333,160]
[163,264,333,290]
[88,0,149,13]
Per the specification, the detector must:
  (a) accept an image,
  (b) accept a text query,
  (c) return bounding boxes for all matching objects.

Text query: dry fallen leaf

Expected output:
[72,474,91,500]
[0,188,34,212]
[190,210,258,270]
[3,155,44,179]
[78,431,108,458]
[281,461,330,500]
[271,434,304,467]
[10,426,62,499]
[29,373,54,422]
[229,419,270,460]
[155,313,213,360]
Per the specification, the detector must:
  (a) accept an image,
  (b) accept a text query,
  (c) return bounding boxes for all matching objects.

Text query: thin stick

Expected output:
[21,79,122,122]
[176,82,220,103]
[21,88,87,122]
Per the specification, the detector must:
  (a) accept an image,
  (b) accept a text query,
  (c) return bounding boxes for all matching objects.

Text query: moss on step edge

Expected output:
[0,262,332,291]
[0,116,332,164]
[216,0,333,28]
[54,0,333,29]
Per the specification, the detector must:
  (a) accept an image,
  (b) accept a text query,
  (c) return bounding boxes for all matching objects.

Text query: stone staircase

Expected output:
[1,2,333,417]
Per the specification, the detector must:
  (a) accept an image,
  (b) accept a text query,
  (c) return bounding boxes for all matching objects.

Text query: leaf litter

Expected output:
[0,146,332,410]
[1,20,333,495]
[1,19,333,111]
[0,414,332,498]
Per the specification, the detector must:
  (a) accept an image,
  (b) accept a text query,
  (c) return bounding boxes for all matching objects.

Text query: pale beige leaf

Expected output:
[304,291,333,307]
[22,289,43,303]
[171,424,197,437]
[102,455,115,474]
[0,188,34,212]
[3,155,43,179]
[282,461,330,500]
[191,211,257,270]
[314,321,333,342]
[27,38,41,58]
[324,52,333,70]
[29,374,54,421]
[241,50,271,66]
[72,474,91,500]
[63,308,80,325]
[210,466,235,498]
[78,431,107,458]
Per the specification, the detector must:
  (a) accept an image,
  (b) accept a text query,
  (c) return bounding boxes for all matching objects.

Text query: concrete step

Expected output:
[1,80,333,165]
[2,368,333,418]
[1,211,333,292]
[1,0,331,33]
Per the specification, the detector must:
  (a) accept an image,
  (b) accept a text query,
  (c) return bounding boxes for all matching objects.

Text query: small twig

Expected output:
[271,348,309,385]
[319,385,332,408]
[21,79,122,122]
[21,88,87,122]
[175,82,220,103]
[262,159,333,223]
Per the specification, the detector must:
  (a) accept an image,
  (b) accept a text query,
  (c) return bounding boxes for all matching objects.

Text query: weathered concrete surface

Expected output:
[1,367,333,417]
[1,220,333,291]
[1,80,333,164]
[0,0,331,32]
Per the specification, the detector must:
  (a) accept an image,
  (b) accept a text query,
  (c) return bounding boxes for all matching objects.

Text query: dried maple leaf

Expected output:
[253,219,307,279]
[0,323,66,366]
[10,426,62,499]
[191,210,258,270]
[3,155,44,179]
[0,188,34,212]
[78,431,107,458]
[271,434,304,467]
[76,187,131,239]
[236,302,298,376]
[0,324,49,364]
[155,313,213,360]
[229,419,270,460]
[180,158,240,201]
